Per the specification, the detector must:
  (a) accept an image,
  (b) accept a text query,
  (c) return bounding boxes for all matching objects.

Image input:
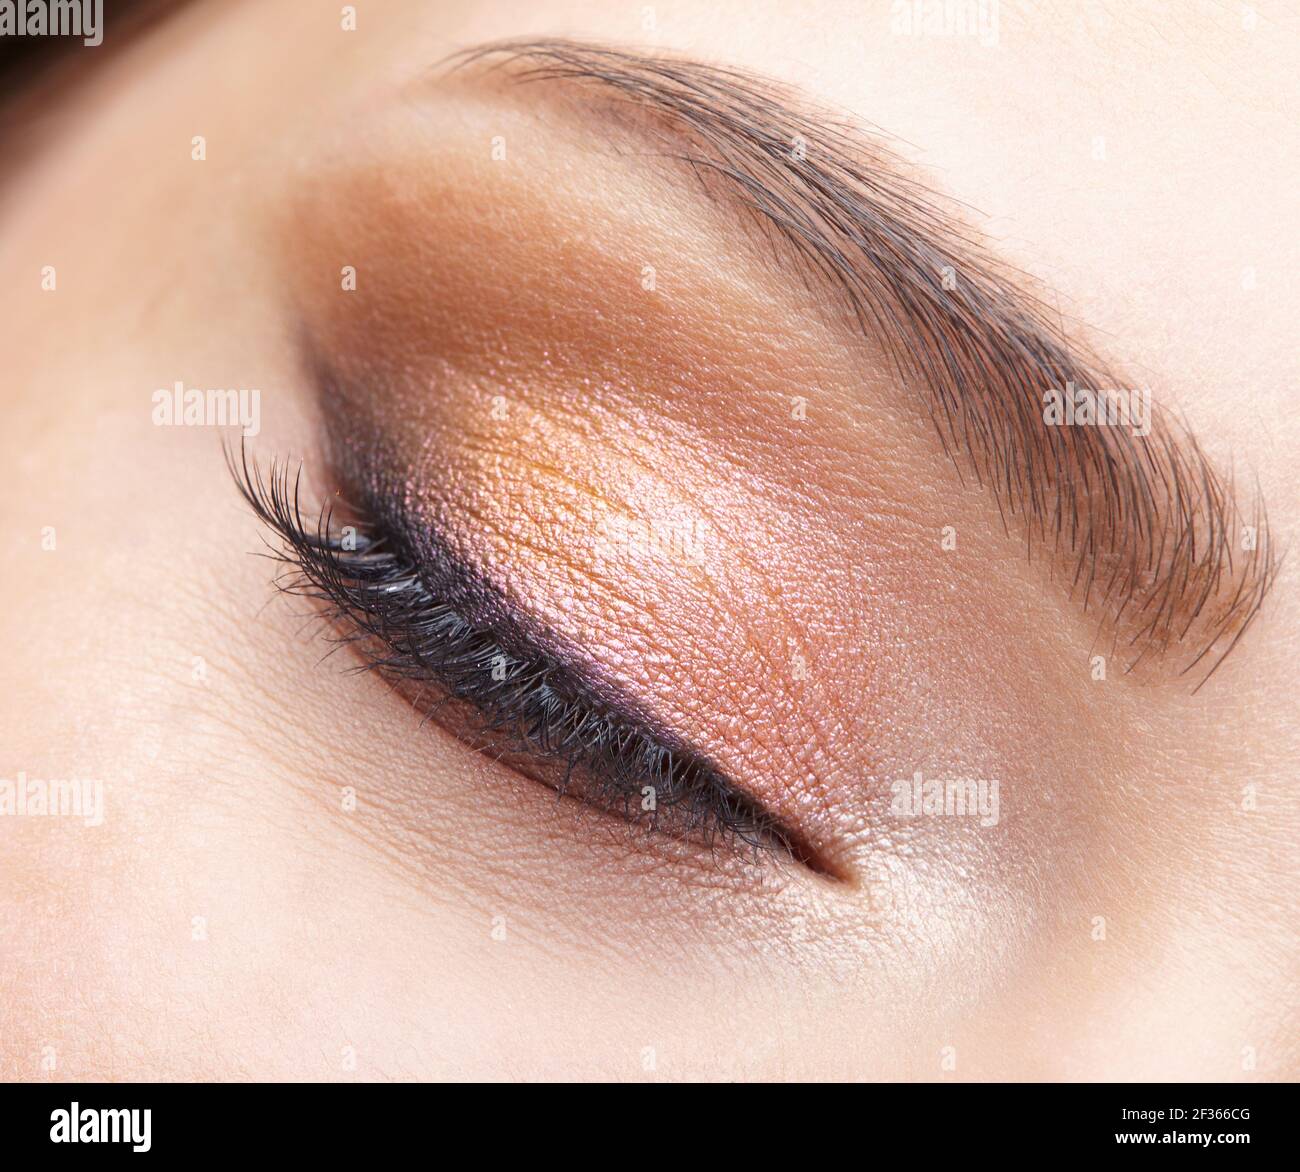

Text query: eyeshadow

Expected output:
[231,424,832,873]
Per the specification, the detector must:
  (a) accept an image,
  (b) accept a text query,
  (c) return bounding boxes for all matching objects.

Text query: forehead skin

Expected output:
[0,0,1295,1080]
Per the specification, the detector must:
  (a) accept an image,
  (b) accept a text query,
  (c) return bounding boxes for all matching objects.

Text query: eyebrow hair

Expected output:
[444,37,1276,687]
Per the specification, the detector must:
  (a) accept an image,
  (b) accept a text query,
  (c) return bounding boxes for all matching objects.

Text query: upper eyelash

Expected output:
[229,443,818,871]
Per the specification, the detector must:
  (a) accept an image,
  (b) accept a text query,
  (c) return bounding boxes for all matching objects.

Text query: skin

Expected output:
[0,0,1296,1080]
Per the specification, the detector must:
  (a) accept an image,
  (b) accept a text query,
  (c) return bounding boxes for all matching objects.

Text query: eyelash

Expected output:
[230,445,808,870]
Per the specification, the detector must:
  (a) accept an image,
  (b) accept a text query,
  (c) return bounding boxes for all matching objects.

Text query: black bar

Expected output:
[1,1080,1293,1157]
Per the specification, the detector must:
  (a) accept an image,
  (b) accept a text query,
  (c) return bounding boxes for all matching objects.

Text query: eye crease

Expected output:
[230,444,832,876]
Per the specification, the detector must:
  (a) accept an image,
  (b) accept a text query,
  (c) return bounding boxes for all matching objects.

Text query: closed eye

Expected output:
[254,35,1278,900]
[230,443,832,875]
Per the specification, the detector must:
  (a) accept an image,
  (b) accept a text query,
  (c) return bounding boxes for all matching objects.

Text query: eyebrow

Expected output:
[441,37,1276,687]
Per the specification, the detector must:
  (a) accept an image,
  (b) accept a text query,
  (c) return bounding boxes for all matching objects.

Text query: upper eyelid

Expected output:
[432,37,1276,685]
[228,443,830,876]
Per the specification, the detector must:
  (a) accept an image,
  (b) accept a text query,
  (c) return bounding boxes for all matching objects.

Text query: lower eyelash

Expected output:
[229,443,814,870]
